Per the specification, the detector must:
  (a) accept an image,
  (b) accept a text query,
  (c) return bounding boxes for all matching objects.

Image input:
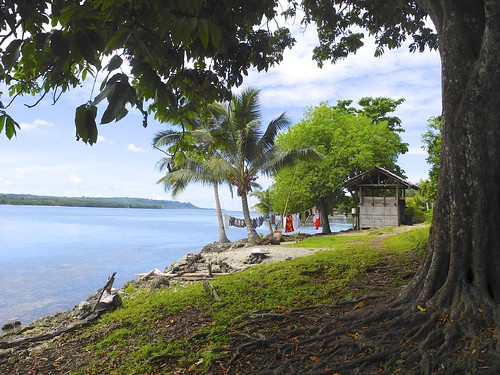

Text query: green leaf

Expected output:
[0,114,6,133]
[5,116,19,139]
[34,32,50,52]
[87,29,105,52]
[105,55,123,72]
[94,81,114,104]
[57,5,79,25]
[209,22,222,49]
[75,31,97,66]
[2,39,23,69]
[100,80,133,124]
[115,107,129,121]
[105,29,130,52]
[50,30,70,57]
[75,104,98,145]
[198,19,209,49]
[177,18,192,45]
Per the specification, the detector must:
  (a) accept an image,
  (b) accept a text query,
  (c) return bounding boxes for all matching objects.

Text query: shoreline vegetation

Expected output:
[0,224,435,374]
[0,194,199,210]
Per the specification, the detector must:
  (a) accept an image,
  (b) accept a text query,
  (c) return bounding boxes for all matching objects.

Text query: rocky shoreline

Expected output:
[1,233,319,347]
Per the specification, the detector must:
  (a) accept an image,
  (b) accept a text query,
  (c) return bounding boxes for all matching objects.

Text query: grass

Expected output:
[71,224,430,374]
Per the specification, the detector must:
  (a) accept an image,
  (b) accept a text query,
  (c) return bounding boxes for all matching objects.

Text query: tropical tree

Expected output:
[333,97,406,132]
[153,108,230,244]
[218,87,319,245]
[283,2,500,372]
[420,116,441,203]
[272,100,407,234]
[250,188,275,234]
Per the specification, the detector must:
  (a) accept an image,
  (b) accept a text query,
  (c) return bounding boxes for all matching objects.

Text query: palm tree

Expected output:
[153,108,231,244]
[218,87,320,245]
[251,188,275,234]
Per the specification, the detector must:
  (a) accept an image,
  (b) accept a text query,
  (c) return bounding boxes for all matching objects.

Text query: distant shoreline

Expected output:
[0,194,200,210]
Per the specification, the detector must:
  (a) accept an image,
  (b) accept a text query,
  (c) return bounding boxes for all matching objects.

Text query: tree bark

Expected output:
[318,198,332,234]
[241,191,261,245]
[402,1,500,315]
[213,183,230,243]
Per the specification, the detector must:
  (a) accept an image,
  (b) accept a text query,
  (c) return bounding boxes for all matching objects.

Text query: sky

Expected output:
[0,24,441,211]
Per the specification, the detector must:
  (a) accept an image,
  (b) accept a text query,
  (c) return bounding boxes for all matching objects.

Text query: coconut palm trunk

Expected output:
[213,182,230,243]
[240,191,261,245]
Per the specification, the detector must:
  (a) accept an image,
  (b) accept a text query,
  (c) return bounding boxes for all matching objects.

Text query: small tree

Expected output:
[272,100,407,233]
[251,188,275,234]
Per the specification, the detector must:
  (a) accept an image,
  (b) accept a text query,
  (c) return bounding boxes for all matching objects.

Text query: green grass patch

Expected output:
[381,226,430,254]
[74,225,430,374]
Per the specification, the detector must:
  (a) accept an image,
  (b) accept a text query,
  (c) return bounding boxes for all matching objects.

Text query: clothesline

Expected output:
[224,214,265,229]
[224,207,322,233]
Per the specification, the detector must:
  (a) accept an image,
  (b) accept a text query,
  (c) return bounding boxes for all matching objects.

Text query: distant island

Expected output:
[0,194,200,209]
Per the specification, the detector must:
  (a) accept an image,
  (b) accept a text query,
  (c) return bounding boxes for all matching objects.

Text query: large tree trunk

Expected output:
[403,0,500,317]
[318,198,332,234]
[240,192,261,245]
[213,183,230,243]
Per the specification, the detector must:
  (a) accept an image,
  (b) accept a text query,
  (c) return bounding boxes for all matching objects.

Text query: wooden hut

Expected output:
[343,167,419,229]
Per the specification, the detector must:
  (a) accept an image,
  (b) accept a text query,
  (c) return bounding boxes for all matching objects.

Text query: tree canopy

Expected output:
[272,98,407,233]
[0,0,294,142]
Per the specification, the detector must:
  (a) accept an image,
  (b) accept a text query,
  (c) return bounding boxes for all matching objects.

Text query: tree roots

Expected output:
[210,294,500,374]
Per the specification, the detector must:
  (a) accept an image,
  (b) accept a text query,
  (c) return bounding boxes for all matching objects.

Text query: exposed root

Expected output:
[210,293,500,374]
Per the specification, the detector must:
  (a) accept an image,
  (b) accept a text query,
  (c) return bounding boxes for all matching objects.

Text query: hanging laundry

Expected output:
[285,214,294,233]
[314,212,321,230]
[295,213,301,230]
[226,215,264,228]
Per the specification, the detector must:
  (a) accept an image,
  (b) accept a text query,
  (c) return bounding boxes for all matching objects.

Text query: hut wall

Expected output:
[359,196,399,228]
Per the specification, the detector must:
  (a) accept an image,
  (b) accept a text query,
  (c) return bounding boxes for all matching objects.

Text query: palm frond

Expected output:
[152,129,184,148]
[258,112,292,153]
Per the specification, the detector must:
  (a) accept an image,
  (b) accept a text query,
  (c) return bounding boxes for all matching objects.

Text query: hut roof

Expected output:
[343,166,419,190]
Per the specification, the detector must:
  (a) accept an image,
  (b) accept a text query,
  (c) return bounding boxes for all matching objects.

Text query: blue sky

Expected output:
[0,26,441,211]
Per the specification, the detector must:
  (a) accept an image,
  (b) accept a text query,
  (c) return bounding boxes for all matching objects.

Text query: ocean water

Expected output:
[0,205,352,326]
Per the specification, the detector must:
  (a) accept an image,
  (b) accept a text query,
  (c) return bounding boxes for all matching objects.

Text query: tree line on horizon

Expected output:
[0,194,198,209]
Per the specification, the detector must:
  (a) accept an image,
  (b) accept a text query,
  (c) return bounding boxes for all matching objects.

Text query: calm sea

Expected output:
[0,205,352,326]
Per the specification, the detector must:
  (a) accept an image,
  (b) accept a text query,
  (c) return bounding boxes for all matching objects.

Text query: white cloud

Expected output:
[127,143,146,152]
[0,176,12,185]
[19,119,54,131]
[407,146,427,156]
[68,174,82,183]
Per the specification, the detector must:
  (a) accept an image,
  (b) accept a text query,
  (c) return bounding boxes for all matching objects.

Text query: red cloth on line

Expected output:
[285,214,294,233]
[314,213,321,230]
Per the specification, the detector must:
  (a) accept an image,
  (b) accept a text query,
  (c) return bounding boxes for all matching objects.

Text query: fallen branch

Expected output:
[0,273,118,350]
[203,281,222,301]
[0,312,101,350]
[93,271,117,312]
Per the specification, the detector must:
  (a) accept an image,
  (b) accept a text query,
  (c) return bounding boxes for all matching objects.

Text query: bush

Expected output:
[405,198,425,224]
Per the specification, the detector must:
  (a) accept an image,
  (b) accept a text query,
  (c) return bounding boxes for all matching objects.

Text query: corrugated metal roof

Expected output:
[343,166,419,190]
